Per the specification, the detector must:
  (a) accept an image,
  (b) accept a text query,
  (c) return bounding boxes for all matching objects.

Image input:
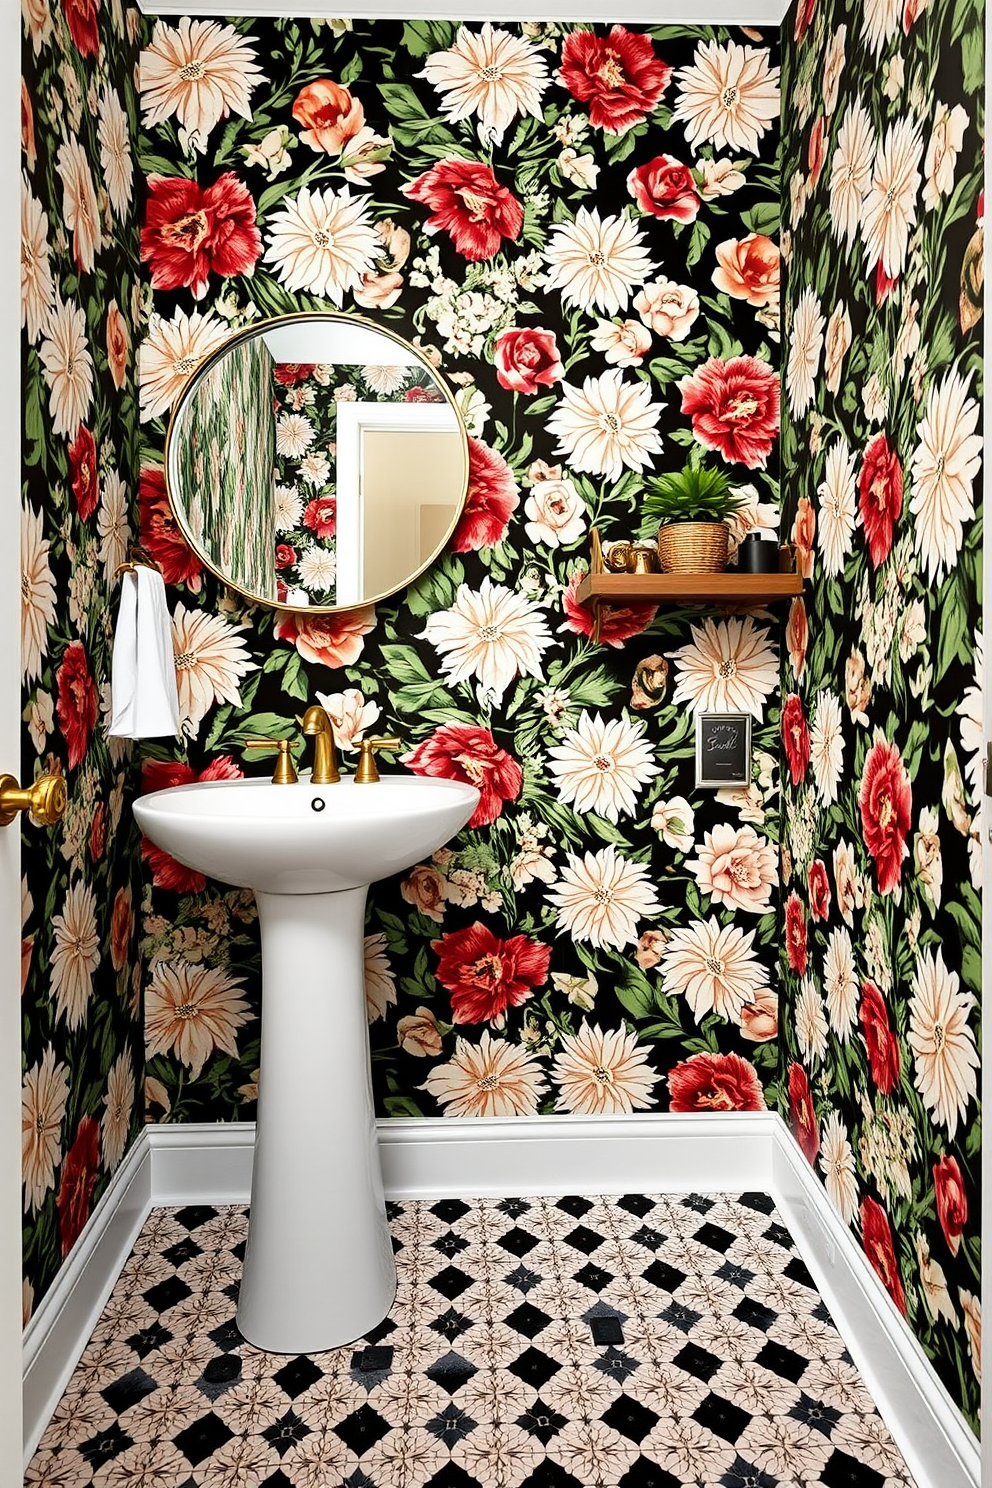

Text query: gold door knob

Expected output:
[0,772,68,827]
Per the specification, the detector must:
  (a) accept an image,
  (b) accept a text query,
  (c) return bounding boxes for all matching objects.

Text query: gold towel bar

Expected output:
[113,543,163,583]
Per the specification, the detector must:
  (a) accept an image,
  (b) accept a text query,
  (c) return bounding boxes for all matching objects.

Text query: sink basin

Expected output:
[133,771,479,1354]
[133,774,480,895]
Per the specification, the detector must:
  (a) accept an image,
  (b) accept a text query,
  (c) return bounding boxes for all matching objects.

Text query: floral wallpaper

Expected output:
[20,1,144,1321]
[779,0,983,1432]
[135,17,789,1136]
[271,359,442,605]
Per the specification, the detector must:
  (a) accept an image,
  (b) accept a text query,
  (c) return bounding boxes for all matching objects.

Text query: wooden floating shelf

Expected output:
[574,570,804,608]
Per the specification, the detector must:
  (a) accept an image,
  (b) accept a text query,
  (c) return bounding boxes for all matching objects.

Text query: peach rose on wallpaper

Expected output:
[634,278,699,341]
[792,496,816,577]
[401,864,448,923]
[686,823,777,915]
[110,888,133,972]
[786,596,808,676]
[667,1051,765,1111]
[559,26,671,134]
[273,606,376,667]
[105,301,130,390]
[292,79,365,154]
[397,1007,443,1058]
[739,988,778,1041]
[712,234,780,306]
[524,474,586,550]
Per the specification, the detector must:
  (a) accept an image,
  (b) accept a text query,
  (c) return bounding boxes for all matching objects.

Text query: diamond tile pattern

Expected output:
[26,1194,917,1487]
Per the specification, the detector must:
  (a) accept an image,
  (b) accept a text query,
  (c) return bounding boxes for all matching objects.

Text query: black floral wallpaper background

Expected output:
[779,0,983,1431]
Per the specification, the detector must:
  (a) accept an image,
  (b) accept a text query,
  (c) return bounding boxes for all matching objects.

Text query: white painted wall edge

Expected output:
[139,2,791,26]
[23,1112,980,1488]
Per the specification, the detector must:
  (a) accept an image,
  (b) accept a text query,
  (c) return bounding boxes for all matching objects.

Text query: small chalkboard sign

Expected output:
[695,712,752,788]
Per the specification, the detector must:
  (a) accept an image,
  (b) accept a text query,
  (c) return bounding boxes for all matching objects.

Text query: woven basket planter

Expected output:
[657,521,729,574]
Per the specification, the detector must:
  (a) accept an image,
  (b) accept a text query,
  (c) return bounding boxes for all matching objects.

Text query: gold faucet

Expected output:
[300,705,340,784]
[354,737,401,784]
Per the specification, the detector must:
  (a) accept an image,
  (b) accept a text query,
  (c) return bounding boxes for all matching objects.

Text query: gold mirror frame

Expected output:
[163,311,470,614]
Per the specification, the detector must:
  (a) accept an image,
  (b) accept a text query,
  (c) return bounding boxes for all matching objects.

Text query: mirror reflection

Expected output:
[166,314,468,611]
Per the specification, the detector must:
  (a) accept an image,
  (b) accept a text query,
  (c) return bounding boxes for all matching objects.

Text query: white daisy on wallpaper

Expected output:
[275,412,315,458]
[659,917,767,1022]
[547,369,663,481]
[824,300,853,393]
[550,1023,657,1115]
[274,484,304,531]
[422,576,552,704]
[796,978,829,1065]
[785,287,824,418]
[671,615,778,719]
[363,932,396,1022]
[422,1030,547,1117]
[56,138,100,276]
[547,844,660,950]
[146,961,252,1080]
[140,17,265,151]
[297,547,337,592]
[21,1047,69,1216]
[861,117,924,279]
[421,23,549,145]
[171,602,257,738]
[685,823,777,915]
[823,927,857,1039]
[672,41,780,155]
[97,87,133,220]
[96,470,130,585]
[362,364,408,396]
[909,367,983,582]
[100,1052,135,1174]
[138,306,229,423]
[50,881,100,1032]
[21,501,56,686]
[809,690,844,804]
[543,208,654,316]
[862,0,901,57]
[547,711,659,822]
[817,437,857,577]
[908,948,979,1139]
[39,295,93,436]
[264,186,380,303]
[820,1112,858,1225]
[21,176,53,345]
[829,100,875,249]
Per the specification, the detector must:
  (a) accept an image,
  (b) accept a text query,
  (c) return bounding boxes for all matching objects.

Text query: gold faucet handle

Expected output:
[354,737,401,785]
[245,738,299,785]
[0,772,68,827]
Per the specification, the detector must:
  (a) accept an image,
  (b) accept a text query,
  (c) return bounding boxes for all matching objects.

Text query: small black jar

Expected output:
[738,533,780,573]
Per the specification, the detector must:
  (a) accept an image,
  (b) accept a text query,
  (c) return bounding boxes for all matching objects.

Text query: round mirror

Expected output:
[165,313,469,612]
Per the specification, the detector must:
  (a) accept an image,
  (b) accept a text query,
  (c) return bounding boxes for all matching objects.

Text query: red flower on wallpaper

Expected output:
[56,642,97,771]
[860,1196,907,1315]
[493,327,564,395]
[303,496,337,539]
[432,922,551,1025]
[110,887,134,973]
[141,173,262,301]
[562,571,658,646]
[139,466,203,591]
[273,607,376,668]
[57,1115,101,1257]
[405,723,522,828]
[807,860,831,920]
[667,1052,766,1112]
[787,1062,819,1165]
[934,1154,967,1256]
[677,356,780,470]
[275,544,296,569]
[89,801,106,863]
[808,117,827,190]
[404,386,445,403]
[140,757,243,893]
[858,433,903,568]
[785,892,807,976]
[402,159,523,262]
[859,737,911,894]
[68,425,98,522]
[62,0,100,57]
[626,155,700,221]
[451,439,519,553]
[559,26,671,134]
[274,363,316,386]
[794,0,818,41]
[781,693,810,785]
[859,979,901,1095]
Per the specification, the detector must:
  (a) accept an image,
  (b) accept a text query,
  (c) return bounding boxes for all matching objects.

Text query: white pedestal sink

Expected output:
[133,774,479,1354]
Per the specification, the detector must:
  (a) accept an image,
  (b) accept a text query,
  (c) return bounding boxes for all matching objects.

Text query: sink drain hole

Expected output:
[311,797,326,812]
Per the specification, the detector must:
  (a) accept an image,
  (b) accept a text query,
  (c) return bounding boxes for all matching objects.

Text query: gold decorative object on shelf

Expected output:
[628,543,660,575]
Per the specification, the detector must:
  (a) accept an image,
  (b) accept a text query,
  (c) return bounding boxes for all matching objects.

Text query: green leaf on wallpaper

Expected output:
[224,713,298,746]
[339,54,363,85]
[741,201,780,236]
[281,651,310,702]
[705,320,741,361]
[946,898,981,953]
[616,967,657,1020]
[604,128,642,166]
[685,220,711,272]
[401,19,455,56]
[960,25,984,92]
[524,395,558,419]
[380,644,437,687]
[934,575,970,679]
[384,1095,426,1117]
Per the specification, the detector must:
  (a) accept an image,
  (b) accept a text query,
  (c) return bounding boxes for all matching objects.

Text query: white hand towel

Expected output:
[109,566,181,739]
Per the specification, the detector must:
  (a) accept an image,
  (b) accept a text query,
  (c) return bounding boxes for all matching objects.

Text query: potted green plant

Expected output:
[640,464,745,573]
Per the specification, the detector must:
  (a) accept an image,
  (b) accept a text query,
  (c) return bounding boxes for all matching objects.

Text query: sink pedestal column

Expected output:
[237,886,396,1354]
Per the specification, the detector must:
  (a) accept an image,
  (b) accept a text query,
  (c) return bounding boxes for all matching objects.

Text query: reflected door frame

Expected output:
[335,401,461,607]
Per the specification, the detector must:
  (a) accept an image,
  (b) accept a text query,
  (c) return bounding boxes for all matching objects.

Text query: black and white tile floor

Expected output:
[26,1193,916,1487]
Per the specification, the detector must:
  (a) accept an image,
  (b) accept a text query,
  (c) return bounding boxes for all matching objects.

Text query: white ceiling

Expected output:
[140,2,790,26]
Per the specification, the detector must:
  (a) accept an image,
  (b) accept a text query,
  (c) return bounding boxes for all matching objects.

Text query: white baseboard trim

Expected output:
[771,1120,980,1488]
[23,1112,979,1488]
[22,1133,153,1466]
